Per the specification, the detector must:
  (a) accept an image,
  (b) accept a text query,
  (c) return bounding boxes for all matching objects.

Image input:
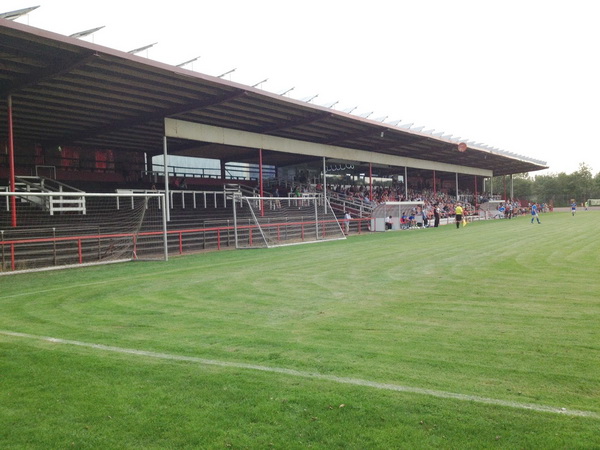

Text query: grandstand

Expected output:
[0,17,548,272]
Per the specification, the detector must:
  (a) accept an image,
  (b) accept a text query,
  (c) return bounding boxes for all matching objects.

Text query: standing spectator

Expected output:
[385,215,393,231]
[433,204,440,228]
[344,211,351,234]
[273,187,282,209]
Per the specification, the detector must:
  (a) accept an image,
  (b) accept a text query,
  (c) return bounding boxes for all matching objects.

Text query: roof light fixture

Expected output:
[217,68,236,78]
[69,26,105,39]
[128,42,158,55]
[176,56,200,68]
[278,87,295,96]
[251,78,268,88]
[0,6,39,20]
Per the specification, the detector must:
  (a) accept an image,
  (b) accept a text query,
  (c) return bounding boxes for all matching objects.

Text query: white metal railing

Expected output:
[286,192,325,207]
[48,195,86,215]
[13,176,86,215]
[327,193,374,218]
[116,188,230,210]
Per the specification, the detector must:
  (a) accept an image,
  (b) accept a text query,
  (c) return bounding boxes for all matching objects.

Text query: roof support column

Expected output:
[369,163,373,202]
[455,172,459,201]
[433,170,437,197]
[163,136,170,222]
[7,95,17,271]
[259,148,264,217]
[322,157,328,214]
[510,174,514,200]
[404,167,408,200]
[474,175,478,209]
[7,95,17,227]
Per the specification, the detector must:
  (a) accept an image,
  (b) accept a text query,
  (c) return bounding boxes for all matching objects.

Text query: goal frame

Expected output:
[232,195,346,249]
[0,191,168,274]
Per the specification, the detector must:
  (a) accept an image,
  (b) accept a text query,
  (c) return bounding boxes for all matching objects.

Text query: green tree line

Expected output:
[491,163,600,207]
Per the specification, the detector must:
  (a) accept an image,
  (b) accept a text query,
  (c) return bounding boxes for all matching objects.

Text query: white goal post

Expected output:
[0,191,168,274]
[233,195,346,249]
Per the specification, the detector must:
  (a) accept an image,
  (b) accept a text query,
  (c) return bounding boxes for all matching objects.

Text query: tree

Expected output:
[485,165,599,207]
[511,173,533,200]
[593,172,600,199]
[570,163,594,203]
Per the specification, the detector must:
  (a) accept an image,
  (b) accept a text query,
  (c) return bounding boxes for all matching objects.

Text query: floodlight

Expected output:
[0,6,39,20]
[69,26,105,39]
[176,56,200,67]
[217,68,236,78]
[128,42,158,54]
[251,78,268,87]
[278,87,295,96]
[301,94,319,102]
[322,101,338,108]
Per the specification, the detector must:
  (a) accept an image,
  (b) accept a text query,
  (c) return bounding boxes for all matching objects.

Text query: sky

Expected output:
[5,0,600,176]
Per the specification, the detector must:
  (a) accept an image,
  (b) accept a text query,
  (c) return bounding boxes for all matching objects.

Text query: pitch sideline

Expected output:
[1,329,598,419]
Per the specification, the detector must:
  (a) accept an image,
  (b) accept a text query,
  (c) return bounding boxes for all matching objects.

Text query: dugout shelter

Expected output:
[371,202,424,231]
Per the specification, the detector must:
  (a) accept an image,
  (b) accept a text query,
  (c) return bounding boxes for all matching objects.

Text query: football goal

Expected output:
[479,200,505,219]
[0,191,167,274]
[233,195,346,249]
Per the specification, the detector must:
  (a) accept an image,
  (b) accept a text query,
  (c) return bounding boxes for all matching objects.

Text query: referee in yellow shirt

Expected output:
[455,203,463,229]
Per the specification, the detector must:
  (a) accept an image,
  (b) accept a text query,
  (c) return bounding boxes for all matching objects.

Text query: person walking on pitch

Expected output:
[531,203,541,224]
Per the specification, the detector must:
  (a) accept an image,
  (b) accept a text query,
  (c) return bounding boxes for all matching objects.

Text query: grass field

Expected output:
[1,210,599,449]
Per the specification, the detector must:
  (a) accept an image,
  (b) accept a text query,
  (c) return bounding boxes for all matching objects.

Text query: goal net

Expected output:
[478,200,505,219]
[0,192,167,274]
[233,195,346,249]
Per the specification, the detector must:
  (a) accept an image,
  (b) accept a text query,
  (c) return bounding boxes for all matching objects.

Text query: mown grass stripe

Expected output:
[2,329,598,419]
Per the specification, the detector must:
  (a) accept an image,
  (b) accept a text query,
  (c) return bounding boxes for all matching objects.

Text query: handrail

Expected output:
[12,176,87,215]
[327,193,374,218]
[116,188,227,210]
[16,175,84,194]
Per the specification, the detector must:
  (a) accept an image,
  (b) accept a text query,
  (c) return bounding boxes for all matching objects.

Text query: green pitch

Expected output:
[1,211,599,448]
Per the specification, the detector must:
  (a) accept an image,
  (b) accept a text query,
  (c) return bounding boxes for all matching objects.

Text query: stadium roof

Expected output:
[0,18,548,177]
